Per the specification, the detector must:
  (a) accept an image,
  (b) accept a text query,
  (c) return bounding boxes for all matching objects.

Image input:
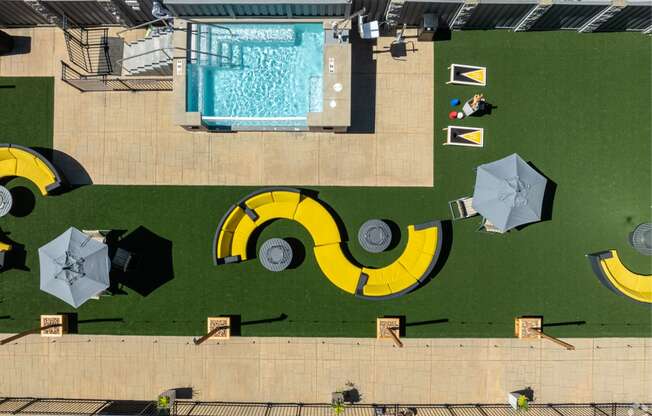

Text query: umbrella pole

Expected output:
[0,323,62,345]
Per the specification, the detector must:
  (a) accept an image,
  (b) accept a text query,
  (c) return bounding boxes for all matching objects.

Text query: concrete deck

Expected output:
[1,334,650,403]
[0,27,434,187]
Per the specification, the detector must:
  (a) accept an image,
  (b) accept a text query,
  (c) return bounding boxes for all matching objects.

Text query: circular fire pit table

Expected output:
[629,223,652,256]
[358,219,392,253]
[259,238,293,272]
[0,186,13,217]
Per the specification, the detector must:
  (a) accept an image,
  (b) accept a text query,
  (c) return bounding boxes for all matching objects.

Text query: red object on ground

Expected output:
[448,111,458,120]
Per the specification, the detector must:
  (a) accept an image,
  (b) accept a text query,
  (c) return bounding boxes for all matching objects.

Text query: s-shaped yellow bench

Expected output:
[213,187,444,299]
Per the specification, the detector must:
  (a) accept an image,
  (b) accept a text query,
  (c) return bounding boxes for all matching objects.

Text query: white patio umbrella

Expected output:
[472,153,548,233]
[39,227,110,308]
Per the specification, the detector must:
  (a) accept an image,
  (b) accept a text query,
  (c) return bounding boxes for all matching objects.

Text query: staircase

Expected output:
[384,0,407,29]
[190,25,242,69]
[121,28,174,76]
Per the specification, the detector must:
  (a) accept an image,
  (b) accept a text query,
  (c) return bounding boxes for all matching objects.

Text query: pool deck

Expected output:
[1,334,650,403]
[0,27,434,187]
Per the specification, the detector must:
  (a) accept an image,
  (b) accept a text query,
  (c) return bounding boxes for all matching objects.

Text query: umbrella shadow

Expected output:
[111,226,174,297]
[0,229,29,272]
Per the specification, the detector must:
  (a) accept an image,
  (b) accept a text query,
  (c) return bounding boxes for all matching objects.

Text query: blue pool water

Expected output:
[186,23,324,129]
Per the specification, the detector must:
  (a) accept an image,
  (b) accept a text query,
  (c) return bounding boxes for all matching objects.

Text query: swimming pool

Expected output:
[186,23,324,130]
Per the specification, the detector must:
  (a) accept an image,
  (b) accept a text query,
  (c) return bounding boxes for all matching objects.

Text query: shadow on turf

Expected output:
[542,320,586,328]
[285,237,305,269]
[222,313,288,336]
[382,316,449,337]
[382,219,401,251]
[33,147,93,191]
[8,186,35,217]
[470,103,498,117]
[111,226,174,297]
[60,313,125,333]
[0,230,29,272]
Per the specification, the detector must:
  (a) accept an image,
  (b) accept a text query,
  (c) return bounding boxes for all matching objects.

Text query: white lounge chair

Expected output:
[478,217,504,234]
[449,196,478,220]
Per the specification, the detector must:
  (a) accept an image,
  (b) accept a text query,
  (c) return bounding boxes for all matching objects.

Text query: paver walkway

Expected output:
[0,27,434,187]
[1,334,650,402]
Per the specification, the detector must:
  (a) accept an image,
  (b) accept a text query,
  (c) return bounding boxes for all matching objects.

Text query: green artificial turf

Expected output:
[0,32,650,339]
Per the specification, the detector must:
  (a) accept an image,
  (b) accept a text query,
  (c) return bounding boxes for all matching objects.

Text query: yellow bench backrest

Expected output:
[0,146,59,195]
[601,250,652,304]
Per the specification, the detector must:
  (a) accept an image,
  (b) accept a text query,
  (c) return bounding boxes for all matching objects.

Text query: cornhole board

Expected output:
[447,64,487,86]
[443,126,484,147]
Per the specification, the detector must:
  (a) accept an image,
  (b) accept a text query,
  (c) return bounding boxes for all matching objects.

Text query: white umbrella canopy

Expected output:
[472,153,548,233]
[39,227,110,308]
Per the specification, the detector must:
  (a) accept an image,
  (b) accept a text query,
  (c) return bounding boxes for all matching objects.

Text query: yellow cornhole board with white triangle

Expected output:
[444,126,484,147]
[447,64,487,86]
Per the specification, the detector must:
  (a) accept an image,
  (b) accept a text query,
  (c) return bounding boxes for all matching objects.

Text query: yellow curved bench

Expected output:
[0,144,62,195]
[213,188,444,299]
[359,224,441,298]
[587,250,652,304]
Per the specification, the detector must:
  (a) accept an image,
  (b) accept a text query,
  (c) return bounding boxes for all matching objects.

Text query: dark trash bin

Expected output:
[0,30,14,55]
[418,13,438,41]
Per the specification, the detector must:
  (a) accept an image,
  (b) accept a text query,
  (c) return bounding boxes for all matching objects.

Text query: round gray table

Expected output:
[358,219,392,253]
[0,185,12,217]
[629,223,652,256]
[259,238,293,272]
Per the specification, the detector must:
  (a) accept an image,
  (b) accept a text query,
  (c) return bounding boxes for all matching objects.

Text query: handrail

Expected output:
[185,19,235,38]
[116,16,172,37]
[61,61,173,93]
[116,46,227,67]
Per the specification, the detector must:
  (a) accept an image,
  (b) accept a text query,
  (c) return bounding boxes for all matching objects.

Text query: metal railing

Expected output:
[117,46,226,67]
[63,23,112,74]
[61,62,173,92]
[116,16,173,38]
[0,399,649,416]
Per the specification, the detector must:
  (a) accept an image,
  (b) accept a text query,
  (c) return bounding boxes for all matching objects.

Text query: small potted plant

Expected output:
[331,390,346,415]
[331,399,346,415]
[517,394,529,411]
[157,391,174,416]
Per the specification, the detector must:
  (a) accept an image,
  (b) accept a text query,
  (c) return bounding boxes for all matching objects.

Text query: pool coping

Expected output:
[172,18,351,132]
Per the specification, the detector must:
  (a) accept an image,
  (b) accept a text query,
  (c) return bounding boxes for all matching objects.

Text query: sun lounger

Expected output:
[449,196,478,220]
